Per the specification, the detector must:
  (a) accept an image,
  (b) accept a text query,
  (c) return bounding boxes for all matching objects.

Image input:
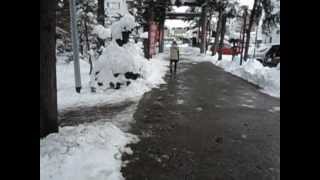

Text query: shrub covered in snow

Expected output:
[111,13,137,46]
[91,41,148,90]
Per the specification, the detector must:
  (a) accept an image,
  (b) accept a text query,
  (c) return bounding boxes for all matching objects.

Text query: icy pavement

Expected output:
[177,47,280,98]
[122,57,280,180]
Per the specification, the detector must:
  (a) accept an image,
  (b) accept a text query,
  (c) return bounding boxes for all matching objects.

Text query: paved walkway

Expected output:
[122,55,280,180]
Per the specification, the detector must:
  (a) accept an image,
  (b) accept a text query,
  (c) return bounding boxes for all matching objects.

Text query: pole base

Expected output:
[76,86,81,93]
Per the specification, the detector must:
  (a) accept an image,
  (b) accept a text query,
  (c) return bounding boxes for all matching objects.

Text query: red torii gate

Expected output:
[145,0,209,59]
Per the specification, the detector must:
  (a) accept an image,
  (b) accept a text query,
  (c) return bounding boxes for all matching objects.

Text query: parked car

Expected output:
[212,42,241,55]
[256,43,280,67]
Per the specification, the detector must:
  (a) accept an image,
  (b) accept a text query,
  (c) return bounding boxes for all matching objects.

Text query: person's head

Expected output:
[172,40,177,46]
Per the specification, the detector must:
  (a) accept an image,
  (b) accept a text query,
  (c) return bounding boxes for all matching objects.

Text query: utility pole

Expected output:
[69,0,82,93]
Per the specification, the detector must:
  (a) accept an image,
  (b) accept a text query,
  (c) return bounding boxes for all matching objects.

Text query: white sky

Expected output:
[165,6,191,29]
[165,0,254,28]
[240,0,254,9]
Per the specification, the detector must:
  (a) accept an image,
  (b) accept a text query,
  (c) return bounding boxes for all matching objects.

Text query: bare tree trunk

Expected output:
[84,18,93,75]
[218,14,227,60]
[207,12,213,50]
[159,19,165,53]
[212,10,222,56]
[40,0,58,138]
[97,0,105,48]
[240,8,248,65]
[244,0,258,61]
[200,5,208,54]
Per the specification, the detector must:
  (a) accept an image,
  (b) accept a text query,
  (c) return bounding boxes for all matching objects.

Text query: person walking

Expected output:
[170,41,180,73]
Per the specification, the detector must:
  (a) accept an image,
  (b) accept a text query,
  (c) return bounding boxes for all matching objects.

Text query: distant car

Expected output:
[213,43,241,55]
[256,44,280,67]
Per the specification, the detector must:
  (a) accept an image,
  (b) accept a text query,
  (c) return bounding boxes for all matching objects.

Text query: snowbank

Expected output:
[56,43,168,111]
[213,57,280,98]
[183,47,280,98]
[40,120,139,180]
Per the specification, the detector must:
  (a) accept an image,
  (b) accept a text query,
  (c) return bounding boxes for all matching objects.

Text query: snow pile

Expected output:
[93,25,111,39]
[111,13,136,40]
[215,58,280,98]
[56,44,168,110]
[40,121,139,180]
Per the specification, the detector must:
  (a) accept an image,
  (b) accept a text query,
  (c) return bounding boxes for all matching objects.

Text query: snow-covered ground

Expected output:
[181,47,280,98]
[40,106,139,180]
[56,43,168,111]
[43,43,279,180]
[42,42,169,180]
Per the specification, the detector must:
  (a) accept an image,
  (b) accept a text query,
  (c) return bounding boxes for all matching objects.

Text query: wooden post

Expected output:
[40,0,58,137]
[200,5,208,54]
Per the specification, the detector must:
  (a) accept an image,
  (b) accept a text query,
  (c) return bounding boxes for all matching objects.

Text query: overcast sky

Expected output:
[239,0,254,9]
[165,0,254,28]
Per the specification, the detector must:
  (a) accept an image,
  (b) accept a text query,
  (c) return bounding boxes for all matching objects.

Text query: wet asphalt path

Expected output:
[122,55,280,180]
